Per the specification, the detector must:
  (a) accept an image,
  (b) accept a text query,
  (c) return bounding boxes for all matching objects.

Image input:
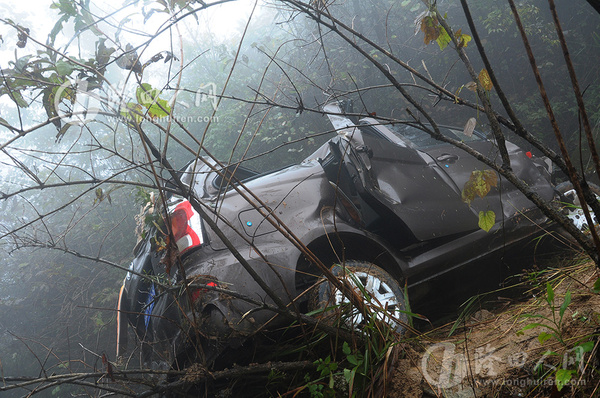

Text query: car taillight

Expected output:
[171,208,189,242]
[190,281,218,303]
[168,200,203,254]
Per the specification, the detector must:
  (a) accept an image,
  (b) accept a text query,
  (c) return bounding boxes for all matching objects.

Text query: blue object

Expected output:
[144,283,156,331]
[246,221,252,227]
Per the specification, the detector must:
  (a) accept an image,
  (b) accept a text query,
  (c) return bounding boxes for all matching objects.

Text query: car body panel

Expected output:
[356,128,480,239]
[117,105,562,366]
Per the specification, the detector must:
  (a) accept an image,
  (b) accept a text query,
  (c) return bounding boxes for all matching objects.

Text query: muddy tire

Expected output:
[555,182,600,232]
[310,261,408,334]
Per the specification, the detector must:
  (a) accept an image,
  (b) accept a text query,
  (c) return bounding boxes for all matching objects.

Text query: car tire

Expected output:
[310,260,408,334]
[555,181,600,232]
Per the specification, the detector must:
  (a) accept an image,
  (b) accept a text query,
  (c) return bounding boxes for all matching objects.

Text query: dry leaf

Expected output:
[463,117,476,137]
[478,69,493,91]
[465,81,477,92]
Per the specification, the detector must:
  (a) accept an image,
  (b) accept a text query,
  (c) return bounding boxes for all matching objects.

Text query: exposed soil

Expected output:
[388,262,600,398]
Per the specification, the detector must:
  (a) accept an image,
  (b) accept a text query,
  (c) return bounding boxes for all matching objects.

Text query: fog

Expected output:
[0,0,598,396]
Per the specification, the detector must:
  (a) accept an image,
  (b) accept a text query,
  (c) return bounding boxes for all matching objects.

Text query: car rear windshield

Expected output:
[388,124,484,148]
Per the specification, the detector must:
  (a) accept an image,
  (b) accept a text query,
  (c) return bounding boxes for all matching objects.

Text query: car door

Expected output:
[376,123,557,222]
[354,124,481,241]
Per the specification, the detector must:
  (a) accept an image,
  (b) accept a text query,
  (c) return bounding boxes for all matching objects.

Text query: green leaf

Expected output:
[577,341,595,353]
[148,98,170,118]
[55,60,75,76]
[546,282,555,305]
[43,81,75,130]
[120,102,144,126]
[345,367,357,391]
[81,8,102,36]
[136,83,171,118]
[517,322,545,335]
[343,368,352,384]
[559,290,571,319]
[538,331,553,345]
[592,276,600,293]
[342,341,351,356]
[57,0,78,17]
[478,210,495,232]
[135,83,153,104]
[11,91,28,108]
[436,27,452,51]
[11,55,33,73]
[555,369,574,391]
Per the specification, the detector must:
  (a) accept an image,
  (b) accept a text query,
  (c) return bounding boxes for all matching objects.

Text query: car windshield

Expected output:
[388,124,485,148]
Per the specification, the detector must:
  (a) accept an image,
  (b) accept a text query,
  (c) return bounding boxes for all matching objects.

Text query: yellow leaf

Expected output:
[478,69,493,91]
[461,169,498,204]
[436,27,451,50]
[479,210,496,232]
[454,29,472,48]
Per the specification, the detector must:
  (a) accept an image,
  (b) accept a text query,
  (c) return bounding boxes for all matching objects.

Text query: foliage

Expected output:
[462,170,499,204]
[300,322,401,398]
[517,281,596,391]
[0,0,599,396]
[462,169,499,232]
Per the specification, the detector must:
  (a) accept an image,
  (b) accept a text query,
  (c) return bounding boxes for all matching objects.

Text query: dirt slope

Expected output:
[389,262,600,398]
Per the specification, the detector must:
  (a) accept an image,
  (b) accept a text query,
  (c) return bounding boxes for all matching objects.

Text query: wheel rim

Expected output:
[333,270,402,329]
[562,188,599,231]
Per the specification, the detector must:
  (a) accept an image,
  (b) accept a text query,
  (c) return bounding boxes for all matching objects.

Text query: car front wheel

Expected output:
[555,182,600,232]
[311,260,408,334]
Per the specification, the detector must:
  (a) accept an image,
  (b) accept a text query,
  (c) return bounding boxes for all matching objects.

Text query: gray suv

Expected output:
[116,104,578,369]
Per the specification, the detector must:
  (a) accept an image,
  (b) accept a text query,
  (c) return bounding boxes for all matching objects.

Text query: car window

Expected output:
[212,164,260,190]
[388,124,484,148]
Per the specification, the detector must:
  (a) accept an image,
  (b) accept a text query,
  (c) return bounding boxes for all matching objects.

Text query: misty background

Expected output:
[0,0,598,396]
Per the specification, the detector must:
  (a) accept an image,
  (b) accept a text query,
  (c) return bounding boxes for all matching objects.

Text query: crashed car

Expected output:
[116,103,582,368]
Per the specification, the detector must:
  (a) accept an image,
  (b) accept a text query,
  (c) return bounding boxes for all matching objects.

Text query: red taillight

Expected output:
[526,151,532,158]
[171,209,188,242]
[190,282,218,303]
[168,200,203,254]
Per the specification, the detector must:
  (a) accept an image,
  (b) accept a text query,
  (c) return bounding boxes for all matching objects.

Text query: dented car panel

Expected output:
[117,108,562,367]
